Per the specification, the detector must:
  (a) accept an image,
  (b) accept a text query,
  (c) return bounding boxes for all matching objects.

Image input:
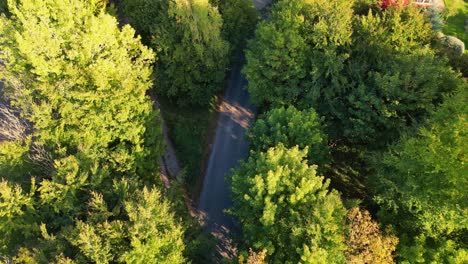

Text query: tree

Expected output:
[1,0,164,182]
[373,87,468,262]
[245,1,463,148]
[230,145,346,263]
[210,0,258,51]
[324,5,463,147]
[346,207,398,264]
[243,0,354,107]
[0,0,184,261]
[124,0,229,106]
[248,106,329,166]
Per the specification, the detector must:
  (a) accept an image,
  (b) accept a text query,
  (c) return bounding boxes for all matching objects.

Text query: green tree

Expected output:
[327,6,463,146]
[243,0,353,107]
[248,106,328,166]
[124,0,229,106]
[230,145,346,263]
[210,0,258,50]
[121,187,185,263]
[373,87,468,262]
[0,0,184,261]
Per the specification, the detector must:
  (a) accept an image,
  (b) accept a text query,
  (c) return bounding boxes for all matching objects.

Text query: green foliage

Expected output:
[248,106,328,166]
[230,145,346,263]
[352,0,380,15]
[245,2,463,147]
[440,34,465,55]
[211,0,259,50]
[373,87,468,262]
[124,0,229,106]
[0,0,6,13]
[0,179,37,254]
[1,0,164,182]
[397,234,468,264]
[0,0,185,262]
[160,98,215,188]
[243,0,354,107]
[120,187,185,263]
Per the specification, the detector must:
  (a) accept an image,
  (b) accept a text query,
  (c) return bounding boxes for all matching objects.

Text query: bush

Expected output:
[440,35,465,55]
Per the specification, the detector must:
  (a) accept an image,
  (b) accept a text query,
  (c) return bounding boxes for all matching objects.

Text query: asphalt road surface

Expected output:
[197,0,272,261]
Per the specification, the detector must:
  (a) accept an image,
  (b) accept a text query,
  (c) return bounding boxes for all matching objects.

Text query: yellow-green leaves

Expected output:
[230,145,346,263]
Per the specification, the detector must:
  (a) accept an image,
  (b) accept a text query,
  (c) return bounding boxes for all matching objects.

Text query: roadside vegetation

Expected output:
[234,0,467,262]
[0,0,466,263]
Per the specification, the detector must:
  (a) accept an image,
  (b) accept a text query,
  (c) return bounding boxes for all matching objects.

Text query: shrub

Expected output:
[440,35,465,55]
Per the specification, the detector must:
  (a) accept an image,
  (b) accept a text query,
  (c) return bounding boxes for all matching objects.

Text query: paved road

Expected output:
[198,55,255,259]
[197,0,272,261]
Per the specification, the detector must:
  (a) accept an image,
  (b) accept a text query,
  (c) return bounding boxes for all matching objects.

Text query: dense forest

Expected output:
[0,0,466,263]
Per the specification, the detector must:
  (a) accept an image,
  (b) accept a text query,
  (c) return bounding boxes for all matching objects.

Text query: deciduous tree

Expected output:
[243,0,353,107]
[124,0,229,106]
[230,145,346,263]
[373,87,468,262]
[346,207,398,264]
[0,0,183,261]
[248,106,328,166]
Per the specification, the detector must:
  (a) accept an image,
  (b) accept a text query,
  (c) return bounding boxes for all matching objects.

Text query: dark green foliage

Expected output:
[373,87,468,262]
[0,0,185,261]
[230,145,347,263]
[245,2,463,147]
[447,52,468,77]
[0,0,6,14]
[211,0,259,50]
[121,0,171,44]
[160,99,215,188]
[243,0,353,107]
[323,6,462,147]
[124,0,229,106]
[248,106,329,166]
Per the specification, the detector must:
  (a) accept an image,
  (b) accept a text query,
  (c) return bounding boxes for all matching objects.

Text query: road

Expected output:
[197,0,271,261]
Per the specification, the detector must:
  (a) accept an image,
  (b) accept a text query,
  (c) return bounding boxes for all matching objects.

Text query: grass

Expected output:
[158,97,218,195]
[443,0,468,46]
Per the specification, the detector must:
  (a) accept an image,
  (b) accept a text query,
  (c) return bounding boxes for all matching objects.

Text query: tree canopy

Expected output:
[210,0,258,50]
[243,0,353,108]
[124,0,229,106]
[244,1,463,147]
[230,145,346,263]
[248,106,329,166]
[373,87,468,263]
[0,0,184,261]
